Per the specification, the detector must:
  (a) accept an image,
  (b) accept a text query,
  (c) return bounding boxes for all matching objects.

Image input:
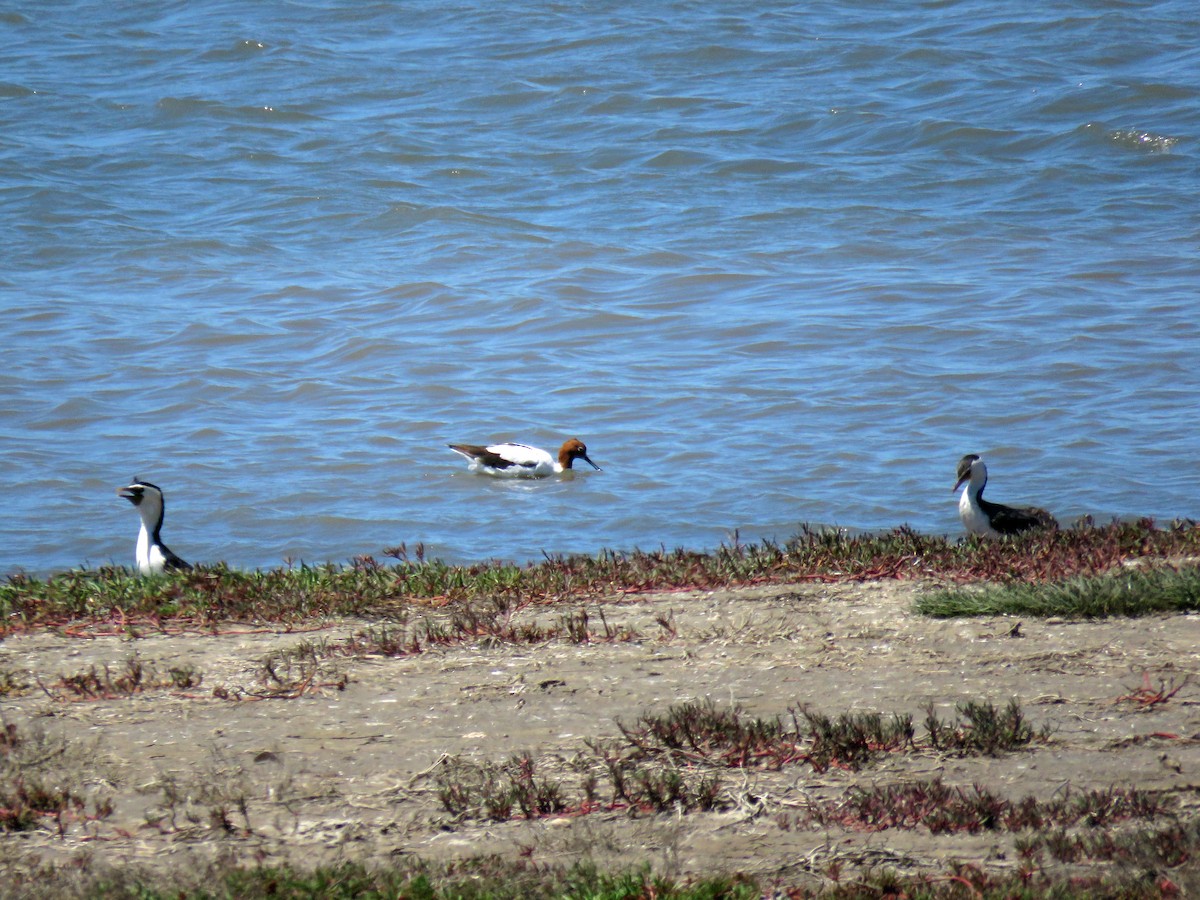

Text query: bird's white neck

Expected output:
[134,522,154,575]
[958,464,999,537]
[965,460,988,496]
[132,495,165,574]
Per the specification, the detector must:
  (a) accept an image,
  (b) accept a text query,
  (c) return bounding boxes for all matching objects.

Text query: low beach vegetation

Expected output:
[2,519,1197,631]
[917,564,1200,619]
[6,851,1195,899]
[434,697,1050,824]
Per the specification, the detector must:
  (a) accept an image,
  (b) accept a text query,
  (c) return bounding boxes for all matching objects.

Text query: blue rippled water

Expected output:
[3,2,1198,574]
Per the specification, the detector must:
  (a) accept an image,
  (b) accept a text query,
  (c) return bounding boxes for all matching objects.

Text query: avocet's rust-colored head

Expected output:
[559,438,600,471]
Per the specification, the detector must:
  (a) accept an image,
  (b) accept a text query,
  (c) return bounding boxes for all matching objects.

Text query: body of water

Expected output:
[3,2,1198,574]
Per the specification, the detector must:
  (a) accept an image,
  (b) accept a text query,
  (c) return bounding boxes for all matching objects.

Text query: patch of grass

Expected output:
[41,656,201,701]
[801,707,917,772]
[419,598,637,649]
[614,701,917,773]
[241,643,348,699]
[804,779,1172,834]
[260,604,636,672]
[4,519,1200,630]
[780,518,1200,584]
[311,623,421,658]
[145,767,253,836]
[2,851,1192,899]
[615,698,803,769]
[0,719,113,834]
[1021,815,1200,870]
[0,564,401,632]
[917,564,1200,619]
[435,697,1045,825]
[436,753,568,821]
[11,858,762,900]
[588,741,725,814]
[614,698,1037,776]
[436,747,723,820]
[0,667,30,697]
[924,698,1052,756]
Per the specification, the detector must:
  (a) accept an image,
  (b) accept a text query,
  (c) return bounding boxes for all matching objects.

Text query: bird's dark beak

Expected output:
[952,476,968,493]
[117,486,139,503]
[582,454,601,471]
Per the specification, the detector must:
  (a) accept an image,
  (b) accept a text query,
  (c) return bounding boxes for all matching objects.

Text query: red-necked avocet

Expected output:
[117,478,192,574]
[447,438,601,478]
[953,454,1057,538]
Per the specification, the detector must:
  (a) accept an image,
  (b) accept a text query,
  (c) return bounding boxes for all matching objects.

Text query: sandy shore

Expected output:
[1,580,1198,890]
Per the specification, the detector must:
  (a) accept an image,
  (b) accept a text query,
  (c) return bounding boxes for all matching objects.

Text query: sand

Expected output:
[1,580,1198,890]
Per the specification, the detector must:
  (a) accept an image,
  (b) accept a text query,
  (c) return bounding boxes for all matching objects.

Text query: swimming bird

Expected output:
[116,479,192,574]
[447,438,601,478]
[953,454,1057,537]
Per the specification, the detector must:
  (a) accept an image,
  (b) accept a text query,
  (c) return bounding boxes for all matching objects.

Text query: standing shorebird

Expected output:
[953,454,1057,537]
[117,479,192,574]
[447,438,601,478]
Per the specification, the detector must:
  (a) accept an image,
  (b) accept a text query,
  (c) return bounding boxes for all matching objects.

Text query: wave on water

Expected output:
[1,1,1198,573]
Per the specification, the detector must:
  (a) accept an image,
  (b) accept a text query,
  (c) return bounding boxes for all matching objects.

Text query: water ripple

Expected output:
[1,1,1198,572]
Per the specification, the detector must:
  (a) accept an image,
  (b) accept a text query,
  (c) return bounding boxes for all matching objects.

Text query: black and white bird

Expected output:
[447,438,601,478]
[953,454,1058,538]
[116,479,192,574]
